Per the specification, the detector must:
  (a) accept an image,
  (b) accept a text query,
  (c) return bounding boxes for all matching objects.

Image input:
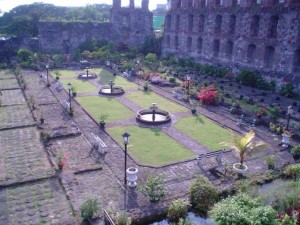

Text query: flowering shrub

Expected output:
[56,152,68,169]
[197,84,218,105]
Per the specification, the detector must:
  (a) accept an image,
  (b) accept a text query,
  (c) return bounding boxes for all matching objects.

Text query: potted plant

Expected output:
[126,167,138,187]
[220,130,268,174]
[99,114,108,129]
[265,155,277,170]
[80,197,101,221]
[53,70,61,81]
[190,100,197,114]
[56,152,68,170]
[71,85,77,97]
[143,81,149,91]
[282,130,293,148]
[291,145,300,160]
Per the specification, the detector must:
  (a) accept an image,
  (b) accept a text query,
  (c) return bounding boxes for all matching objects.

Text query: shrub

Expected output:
[115,211,131,225]
[169,77,176,83]
[280,214,298,225]
[283,164,300,180]
[145,53,157,62]
[197,84,218,105]
[279,83,295,98]
[139,174,167,203]
[209,193,278,225]
[167,199,189,222]
[291,145,300,156]
[189,175,218,213]
[80,197,101,220]
[236,70,258,87]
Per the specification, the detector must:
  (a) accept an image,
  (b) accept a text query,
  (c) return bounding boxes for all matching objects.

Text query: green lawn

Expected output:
[63,79,98,93]
[53,70,77,79]
[174,116,233,151]
[126,92,188,113]
[107,125,196,166]
[0,69,14,79]
[76,96,134,122]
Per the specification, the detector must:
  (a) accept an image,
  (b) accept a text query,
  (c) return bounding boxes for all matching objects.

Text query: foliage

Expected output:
[177,218,195,225]
[189,175,218,213]
[265,155,277,167]
[167,199,189,222]
[145,53,158,62]
[115,211,131,225]
[283,164,300,180]
[209,193,279,225]
[140,34,162,57]
[291,145,300,155]
[279,83,296,98]
[197,84,218,105]
[268,106,281,122]
[269,122,283,134]
[220,130,268,167]
[139,174,168,203]
[17,48,34,63]
[236,70,258,87]
[80,196,101,220]
[280,214,298,225]
[99,113,109,122]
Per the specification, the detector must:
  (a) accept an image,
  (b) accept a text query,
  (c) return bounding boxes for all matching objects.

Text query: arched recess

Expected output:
[293,49,300,73]
[199,14,205,32]
[197,37,203,54]
[188,14,194,32]
[226,40,233,60]
[268,15,279,38]
[264,46,275,68]
[213,39,220,58]
[187,37,192,52]
[174,36,179,50]
[250,15,260,37]
[166,35,171,48]
[247,44,256,64]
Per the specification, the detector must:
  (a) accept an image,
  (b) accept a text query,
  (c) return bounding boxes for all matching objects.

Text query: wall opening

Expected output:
[213,39,220,58]
[199,14,205,32]
[215,15,222,34]
[175,15,180,30]
[188,14,194,32]
[166,35,170,48]
[250,15,260,37]
[268,15,279,38]
[232,0,237,6]
[177,0,182,8]
[226,40,233,60]
[174,36,179,50]
[229,15,236,35]
[247,44,256,64]
[197,37,203,53]
[293,49,300,73]
[216,0,221,6]
[264,46,275,68]
[188,0,194,7]
[166,15,171,30]
[187,37,192,52]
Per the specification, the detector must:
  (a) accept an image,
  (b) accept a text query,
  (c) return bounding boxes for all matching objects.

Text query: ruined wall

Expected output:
[163,0,300,80]
[38,0,153,53]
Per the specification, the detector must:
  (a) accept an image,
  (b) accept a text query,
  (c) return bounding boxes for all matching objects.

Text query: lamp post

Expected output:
[186,75,191,101]
[67,82,73,116]
[122,132,130,186]
[286,105,293,130]
[149,103,158,122]
[109,80,115,93]
[86,67,89,77]
[46,63,50,87]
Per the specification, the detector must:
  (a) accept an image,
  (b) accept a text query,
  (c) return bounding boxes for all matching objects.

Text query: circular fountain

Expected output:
[99,80,125,95]
[136,103,171,125]
[77,67,97,79]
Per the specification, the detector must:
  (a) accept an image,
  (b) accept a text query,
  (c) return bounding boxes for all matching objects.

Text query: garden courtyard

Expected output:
[0,67,299,224]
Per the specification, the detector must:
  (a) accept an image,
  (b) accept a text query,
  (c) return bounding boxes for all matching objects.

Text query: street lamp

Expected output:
[186,75,191,101]
[46,63,50,87]
[86,67,89,77]
[122,132,130,186]
[67,82,73,116]
[149,103,158,122]
[286,105,293,130]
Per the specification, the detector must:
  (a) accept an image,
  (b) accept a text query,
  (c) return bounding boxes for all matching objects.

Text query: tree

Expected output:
[220,130,268,169]
[139,174,167,203]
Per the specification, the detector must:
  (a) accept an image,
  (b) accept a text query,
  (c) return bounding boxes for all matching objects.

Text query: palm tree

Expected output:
[220,130,268,169]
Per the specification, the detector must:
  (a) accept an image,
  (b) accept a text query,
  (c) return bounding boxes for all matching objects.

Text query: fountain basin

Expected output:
[99,85,125,95]
[136,109,171,125]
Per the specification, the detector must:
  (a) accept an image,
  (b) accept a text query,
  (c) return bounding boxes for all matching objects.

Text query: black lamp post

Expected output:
[46,63,50,87]
[286,105,293,130]
[122,132,130,186]
[149,103,158,122]
[186,75,191,101]
[67,82,73,116]
[86,67,89,77]
[109,80,115,94]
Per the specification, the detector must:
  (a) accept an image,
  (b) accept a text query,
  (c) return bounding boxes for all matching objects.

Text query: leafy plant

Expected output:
[220,130,268,169]
[283,164,300,180]
[291,145,300,157]
[197,84,218,105]
[189,175,218,213]
[167,199,189,222]
[280,213,298,225]
[279,83,295,98]
[236,70,258,87]
[99,113,108,122]
[115,211,131,225]
[139,174,167,203]
[265,155,277,168]
[80,197,101,220]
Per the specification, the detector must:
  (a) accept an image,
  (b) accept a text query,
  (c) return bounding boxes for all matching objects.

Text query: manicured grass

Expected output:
[77,96,134,122]
[126,91,188,113]
[63,79,98,93]
[53,70,77,79]
[107,125,196,166]
[0,69,14,79]
[174,116,233,151]
[97,69,137,90]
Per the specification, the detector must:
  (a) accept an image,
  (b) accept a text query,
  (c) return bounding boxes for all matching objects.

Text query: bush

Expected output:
[279,83,296,98]
[291,145,300,156]
[236,70,258,87]
[115,211,131,225]
[80,197,101,220]
[209,194,278,225]
[167,199,189,222]
[189,175,218,213]
[169,77,176,83]
[283,164,300,180]
[145,53,157,62]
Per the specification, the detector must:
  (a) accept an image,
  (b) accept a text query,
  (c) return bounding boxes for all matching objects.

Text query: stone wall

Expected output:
[38,0,153,53]
[162,0,300,81]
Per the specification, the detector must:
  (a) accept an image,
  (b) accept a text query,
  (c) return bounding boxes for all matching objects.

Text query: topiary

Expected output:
[189,175,218,214]
[167,199,189,222]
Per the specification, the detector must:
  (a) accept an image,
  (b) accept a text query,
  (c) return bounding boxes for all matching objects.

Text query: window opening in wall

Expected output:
[250,15,260,37]
[188,14,194,32]
[177,0,182,8]
[122,16,129,27]
[216,0,221,6]
[229,15,236,35]
[232,0,237,6]
[293,49,300,73]
[247,44,256,64]
[176,15,180,30]
[174,36,179,50]
[213,40,220,58]
[268,15,279,38]
[188,0,193,7]
[199,14,205,32]
[215,15,222,34]
[197,37,203,53]
[187,37,192,52]
[264,46,275,68]
[166,15,171,30]
[166,35,170,48]
[226,40,233,59]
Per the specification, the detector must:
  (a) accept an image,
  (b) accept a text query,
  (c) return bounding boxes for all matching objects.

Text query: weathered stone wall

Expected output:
[163,0,300,81]
[38,0,153,53]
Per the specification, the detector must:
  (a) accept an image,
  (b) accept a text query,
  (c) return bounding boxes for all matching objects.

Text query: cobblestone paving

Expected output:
[1,90,26,106]
[0,105,35,130]
[0,178,74,225]
[0,78,20,90]
[0,127,54,186]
